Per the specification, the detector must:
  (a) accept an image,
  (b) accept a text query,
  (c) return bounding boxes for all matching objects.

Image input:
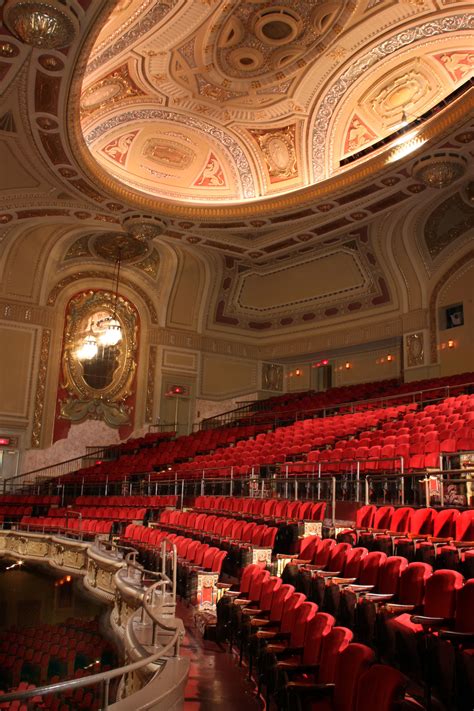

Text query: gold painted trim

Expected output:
[31,328,51,448]
[65,1,474,220]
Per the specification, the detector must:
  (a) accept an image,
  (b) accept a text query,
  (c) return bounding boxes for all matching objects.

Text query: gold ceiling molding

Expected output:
[46,270,159,323]
[67,65,473,220]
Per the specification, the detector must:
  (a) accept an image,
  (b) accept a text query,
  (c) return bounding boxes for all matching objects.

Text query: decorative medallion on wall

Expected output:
[262,362,284,391]
[58,290,138,429]
[405,331,425,368]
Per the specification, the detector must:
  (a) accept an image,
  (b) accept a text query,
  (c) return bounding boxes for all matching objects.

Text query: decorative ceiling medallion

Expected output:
[248,124,298,183]
[142,137,196,170]
[92,232,150,262]
[123,215,168,240]
[4,0,79,49]
[412,152,467,189]
[80,65,145,114]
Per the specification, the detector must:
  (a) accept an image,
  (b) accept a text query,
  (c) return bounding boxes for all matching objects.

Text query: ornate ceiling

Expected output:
[0,0,472,345]
[79,0,474,207]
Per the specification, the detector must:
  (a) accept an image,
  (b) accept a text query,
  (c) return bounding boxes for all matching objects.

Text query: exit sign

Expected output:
[0,437,11,446]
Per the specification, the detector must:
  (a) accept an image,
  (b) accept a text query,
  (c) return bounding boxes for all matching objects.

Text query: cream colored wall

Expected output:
[167,249,206,331]
[284,344,401,392]
[436,260,474,377]
[200,353,258,400]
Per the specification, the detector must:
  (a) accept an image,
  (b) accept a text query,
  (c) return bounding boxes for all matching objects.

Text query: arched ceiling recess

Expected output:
[77,0,474,213]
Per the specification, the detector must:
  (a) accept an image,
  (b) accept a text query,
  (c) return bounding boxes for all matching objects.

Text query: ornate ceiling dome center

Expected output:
[77,0,474,210]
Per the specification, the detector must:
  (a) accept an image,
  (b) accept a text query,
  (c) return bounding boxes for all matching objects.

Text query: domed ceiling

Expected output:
[80,0,474,207]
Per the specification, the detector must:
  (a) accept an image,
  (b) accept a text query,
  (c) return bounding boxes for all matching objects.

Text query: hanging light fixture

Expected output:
[76,327,98,361]
[97,249,123,347]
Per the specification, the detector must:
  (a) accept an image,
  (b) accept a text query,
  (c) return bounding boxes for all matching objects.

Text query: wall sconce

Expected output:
[345,362,351,369]
[295,368,302,377]
[387,354,393,362]
[447,339,455,349]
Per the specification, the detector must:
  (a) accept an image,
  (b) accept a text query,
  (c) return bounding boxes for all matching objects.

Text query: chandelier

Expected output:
[412,153,467,189]
[76,250,123,360]
[3,0,79,50]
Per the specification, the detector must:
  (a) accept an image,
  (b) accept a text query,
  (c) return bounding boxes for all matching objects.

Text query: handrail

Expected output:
[3,444,117,492]
[0,538,183,708]
[200,379,474,430]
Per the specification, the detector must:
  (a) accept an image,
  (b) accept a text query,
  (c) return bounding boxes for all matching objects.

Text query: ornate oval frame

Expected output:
[60,290,138,427]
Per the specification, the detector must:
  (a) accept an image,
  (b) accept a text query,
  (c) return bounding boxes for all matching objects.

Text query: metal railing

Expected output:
[0,538,183,710]
[200,380,474,430]
[3,445,118,494]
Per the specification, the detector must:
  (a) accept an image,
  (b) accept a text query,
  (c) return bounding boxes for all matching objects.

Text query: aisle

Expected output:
[177,603,263,711]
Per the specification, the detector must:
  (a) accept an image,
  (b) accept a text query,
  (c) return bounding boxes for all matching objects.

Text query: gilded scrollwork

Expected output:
[31,328,51,448]
[60,290,138,427]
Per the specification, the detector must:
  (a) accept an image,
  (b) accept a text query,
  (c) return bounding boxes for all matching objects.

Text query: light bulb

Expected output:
[101,319,122,346]
[77,334,98,360]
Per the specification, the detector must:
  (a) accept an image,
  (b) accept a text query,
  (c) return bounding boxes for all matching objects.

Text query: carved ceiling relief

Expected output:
[213,227,392,331]
[63,234,161,280]
[247,124,299,186]
[424,192,474,260]
[432,50,474,83]
[80,64,147,118]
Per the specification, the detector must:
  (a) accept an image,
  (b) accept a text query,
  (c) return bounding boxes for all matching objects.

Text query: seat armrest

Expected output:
[275,646,304,659]
[437,630,474,643]
[363,592,394,602]
[385,603,415,614]
[318,570,342,578]
[348,584,375,593]
[285,664,321,675]
[410,615,452,627]
[250,618,272,627]
[330,577,357,586]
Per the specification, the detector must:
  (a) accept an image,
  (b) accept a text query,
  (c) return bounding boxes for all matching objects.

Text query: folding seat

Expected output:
[259,600,318,704]
[436,510,474,572]
[354,664,408,711]
[376,561,432,661]
[394,508,437,560]
[386,569,463,679]
[371,507,414,555]
[229,568,271,647]
[290,642,375,711]
[358,506,394,547]
[283,626,354,707]
[433,579,474,708]
[337,504,376,544]
[237,575,282,662]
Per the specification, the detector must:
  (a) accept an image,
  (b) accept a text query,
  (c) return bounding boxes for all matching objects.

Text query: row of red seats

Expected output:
[0,618,113,697]
[72,495,176,507]
[156,405,413,479]
[218,563,420,710]
[47,506,146,521]
[193,495,327,521]
[19,517,113,535]
[232,372,473,423]
[0,496,59,506]
[60,422,270,484]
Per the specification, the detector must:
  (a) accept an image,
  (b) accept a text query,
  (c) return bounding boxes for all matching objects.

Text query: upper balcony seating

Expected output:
[37,373,474,491]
